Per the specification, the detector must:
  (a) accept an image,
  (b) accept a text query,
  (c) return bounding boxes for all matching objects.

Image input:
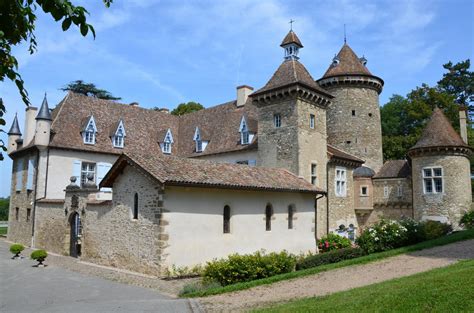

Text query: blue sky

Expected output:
[0,0,473,197]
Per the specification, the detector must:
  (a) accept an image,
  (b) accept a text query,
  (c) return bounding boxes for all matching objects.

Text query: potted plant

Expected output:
[31,249,48,267]
[9,243,25,259]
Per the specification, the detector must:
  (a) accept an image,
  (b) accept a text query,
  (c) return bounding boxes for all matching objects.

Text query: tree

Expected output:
[0,197,9,221]
[61,80,121,100]
[0,0,112,161]
[170,102,204,116]
[438,60,473,111]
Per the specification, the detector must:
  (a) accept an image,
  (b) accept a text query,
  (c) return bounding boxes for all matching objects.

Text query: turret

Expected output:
[7,112,22,154]
[317,42,384,172]
[34,94,52,147]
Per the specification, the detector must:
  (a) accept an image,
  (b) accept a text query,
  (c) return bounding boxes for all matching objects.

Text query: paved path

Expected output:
[200,239,474,312]
[0,241,197,313]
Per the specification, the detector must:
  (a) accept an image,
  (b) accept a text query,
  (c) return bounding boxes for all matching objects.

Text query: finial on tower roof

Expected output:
[289,19,295,31]
[344,24,347,44]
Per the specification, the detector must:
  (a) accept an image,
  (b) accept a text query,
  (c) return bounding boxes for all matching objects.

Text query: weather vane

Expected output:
[289,19,295,31]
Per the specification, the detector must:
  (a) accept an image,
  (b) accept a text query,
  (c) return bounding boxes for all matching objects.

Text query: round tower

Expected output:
[408,108,472,230]
[317,43,384,172]
[7,113,22,154]
[34,94,52,147]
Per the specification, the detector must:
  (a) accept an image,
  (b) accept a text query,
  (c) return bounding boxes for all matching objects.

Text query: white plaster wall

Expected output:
[194,150,258,165]
[163,186,317,268]
[45,148,118,199]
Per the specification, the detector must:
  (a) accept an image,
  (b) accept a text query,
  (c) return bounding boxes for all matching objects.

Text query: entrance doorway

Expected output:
[70,212,82,257]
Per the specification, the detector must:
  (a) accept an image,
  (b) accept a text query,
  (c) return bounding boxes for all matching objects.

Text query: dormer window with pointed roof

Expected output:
[82,116,97,145]
[112,120,126,148]
[161,129,173,154]
[193,127,209,153]
[239,116,250,145]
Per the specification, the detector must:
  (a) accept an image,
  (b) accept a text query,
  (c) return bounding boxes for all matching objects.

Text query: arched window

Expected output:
[223,205,231,233]
[288,205,294,229]
[133,193,138,220]
[265,204,273,231]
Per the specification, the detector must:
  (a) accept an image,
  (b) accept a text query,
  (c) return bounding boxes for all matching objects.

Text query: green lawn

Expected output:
[256,260,474,313]
[0,226,7,236]
[182,229,474,297]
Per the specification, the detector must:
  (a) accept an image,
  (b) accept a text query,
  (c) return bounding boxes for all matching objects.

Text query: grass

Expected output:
[181,229,474,298]
[0,226,7,236]
[255,259,474,312]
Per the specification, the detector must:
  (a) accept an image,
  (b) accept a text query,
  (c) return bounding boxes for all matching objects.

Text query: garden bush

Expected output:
[9,243,24,258]
[296,247,366,270]
[399,218,425,245]
[356,219,408,253]
[317,233,352,253]
[422,220,452,240]
[460,210,474,229]
[31,249,47,265]
[203,250,296,286]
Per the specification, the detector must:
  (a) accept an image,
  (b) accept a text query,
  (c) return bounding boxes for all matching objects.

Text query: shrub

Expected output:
[164,264,203,278]
[296,247,366,270]
[317,233,352,253]
[422,220,452,240]
[31,249,48,265]
[9,243,24,257]
[356,219,408,254]
[399,218,425,245]
[203,250,296,286]
[460,211,474,229]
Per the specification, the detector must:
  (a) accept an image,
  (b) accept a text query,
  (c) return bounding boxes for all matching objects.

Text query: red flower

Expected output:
[325,241,329,248]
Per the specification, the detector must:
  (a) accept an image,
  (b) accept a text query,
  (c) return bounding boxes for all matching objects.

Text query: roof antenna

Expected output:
[289,19,295,31]
[344,24,347,44]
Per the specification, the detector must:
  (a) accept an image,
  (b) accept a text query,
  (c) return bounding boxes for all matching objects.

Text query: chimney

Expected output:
[23,106,38,145]
[459,107,468,144]
[159,108,170,114]
[236,85,254,107]
[130,102,139,107]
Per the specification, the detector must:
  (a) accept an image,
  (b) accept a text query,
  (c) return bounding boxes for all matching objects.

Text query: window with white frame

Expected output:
[239,116,250,145]
[423,167,443,194]
[112,120,126,148]
[360,186,368,196]
[383,186,389,198]
[273,114,281,128]
[82,116,97,145]
[310,114,315,129]
[161,129,173,154]
[194,128,202,152]
[397,185,403,197]
[80,162,96,187]
[335,167,347,197]
[311,163,317,185]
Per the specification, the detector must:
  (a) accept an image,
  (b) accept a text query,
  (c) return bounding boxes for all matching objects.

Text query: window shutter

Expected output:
[15,159,24,191]
[26,158,35,190]
[97,162,112,191]
[72,160,82,185]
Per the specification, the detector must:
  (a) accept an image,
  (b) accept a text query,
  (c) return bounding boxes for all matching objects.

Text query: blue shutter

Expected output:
[72,160,81,185]
[15,159,23,191]
[26,158,35,190]
[97,162,112,191]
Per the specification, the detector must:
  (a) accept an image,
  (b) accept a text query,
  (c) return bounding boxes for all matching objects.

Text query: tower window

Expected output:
[368,113,373,117]
[273,114,281,128]
[423,167,443,194]
[352,110,356,116]
[26,208,31,222]
[265,204,273,231]
[335,167,347,197]
[133,193,139,219]
[346,140,351,144]
[311,163,317,185]
[223,205,231,233]
[310,114,315,129]
[15,207,19,221]
[360,186,368,196]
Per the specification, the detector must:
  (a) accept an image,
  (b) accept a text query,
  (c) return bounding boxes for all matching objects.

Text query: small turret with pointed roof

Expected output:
[8,113,22,136]
[34,93,52,147]
[7,111,23,154]
[36,93,52,121]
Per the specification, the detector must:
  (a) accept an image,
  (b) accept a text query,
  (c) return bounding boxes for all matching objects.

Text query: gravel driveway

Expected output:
[199,239,474,312]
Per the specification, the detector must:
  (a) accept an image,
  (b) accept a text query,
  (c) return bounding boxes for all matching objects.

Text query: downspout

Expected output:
[314,194,325,242]
[326,160,330,234]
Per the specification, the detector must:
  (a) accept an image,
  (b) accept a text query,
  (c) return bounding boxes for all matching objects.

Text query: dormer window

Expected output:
[239,116,249,145]
[194,127,204,152]
[161,129,173,154]
[82,116,97,145]
[332,54,340,67]
[112,120,126,148]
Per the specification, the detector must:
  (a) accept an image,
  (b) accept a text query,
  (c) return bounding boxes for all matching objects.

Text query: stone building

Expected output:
[6,30,472,274]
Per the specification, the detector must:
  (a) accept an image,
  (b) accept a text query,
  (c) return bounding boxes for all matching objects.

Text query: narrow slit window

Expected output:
[15,207,19,221]
[273,114,281,128]
[26,208,31,222]
[352,110,356,116]
[311,163,317,185]
[310,114,315,129]
[133,193,139,219]
[223,205,231,233]
[265,204,273,231]
[288,205,294,229]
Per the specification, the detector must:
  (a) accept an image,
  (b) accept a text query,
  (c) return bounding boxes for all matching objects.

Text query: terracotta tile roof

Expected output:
[101,152,325,194]
[373,160,411,179]
[322,44,372,78]
[252,60,331,96]
[327,144,365,164]
[49,92,178,155]
[409,107,469,151]
[280,30,303,48]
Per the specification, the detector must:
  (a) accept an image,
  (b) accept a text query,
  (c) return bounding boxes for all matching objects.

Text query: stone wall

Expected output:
[325,86,383,172]
[34,201,68,253]
[327,163,357,232]
[412,153,472,229]
[7,152,36,246]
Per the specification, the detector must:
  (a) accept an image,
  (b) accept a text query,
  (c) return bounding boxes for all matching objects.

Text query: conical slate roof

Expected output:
[410,107,468,151]
[36,94,52,121]
[323,43,372,78]
[280,30,303,48]
[8,113,22,135]
[253,59,330,96]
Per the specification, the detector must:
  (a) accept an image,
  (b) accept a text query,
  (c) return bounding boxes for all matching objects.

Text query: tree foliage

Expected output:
[61,80,121,100]
[170,102,204,116]
[0,0,112,161]
[0,197,9,220]
[381,60,473,161]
